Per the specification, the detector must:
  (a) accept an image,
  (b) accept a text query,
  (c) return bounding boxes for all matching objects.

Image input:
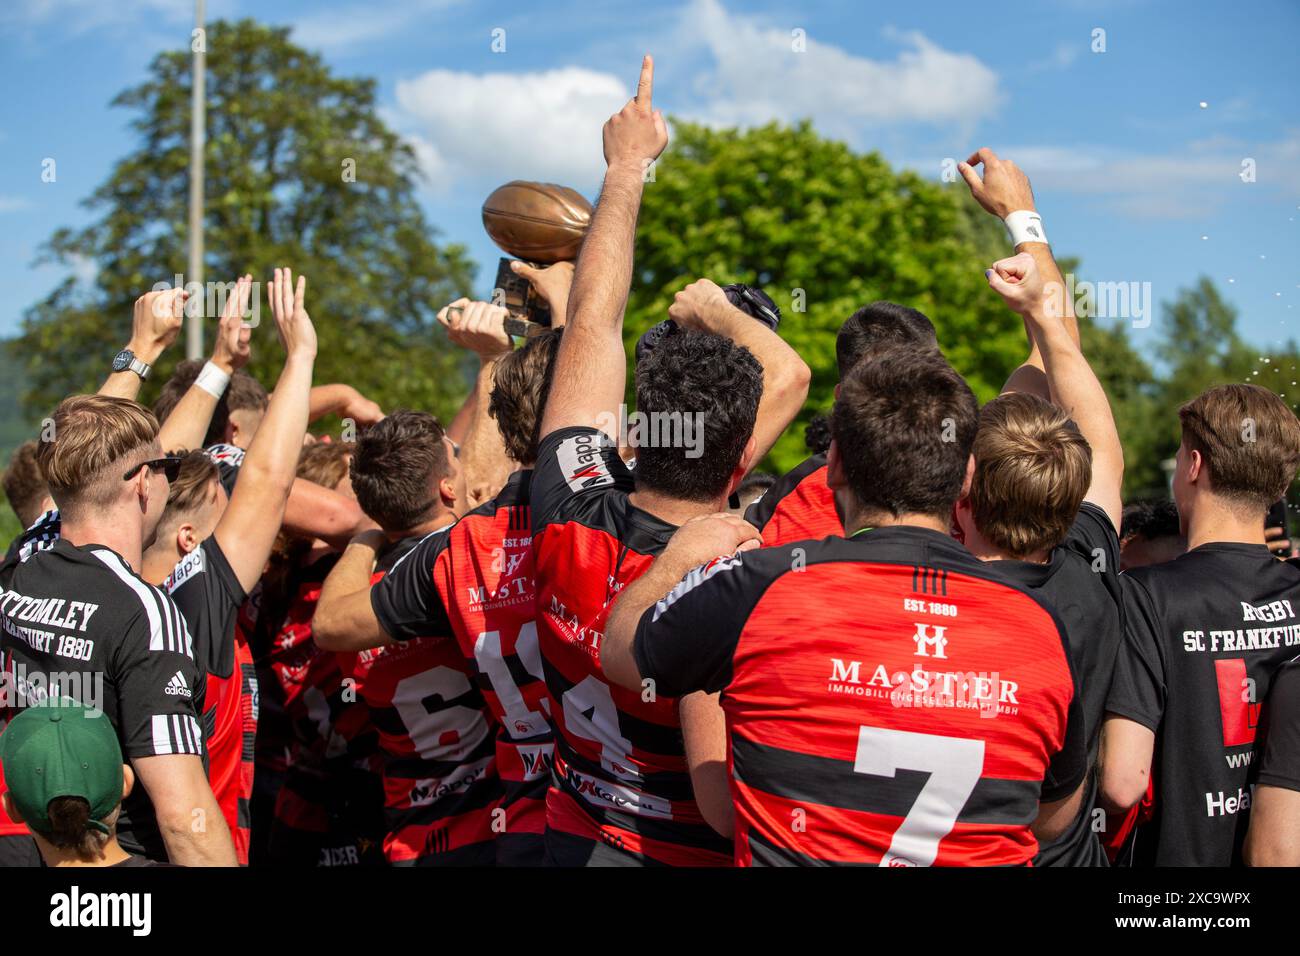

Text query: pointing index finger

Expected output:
[635,54,654,110]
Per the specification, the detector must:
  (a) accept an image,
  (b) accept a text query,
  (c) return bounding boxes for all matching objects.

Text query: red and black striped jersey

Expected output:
[632,527,1086,867]
[353,531,501,866]
[203,632,257,864]
[371,470,552,866]
[262,556,378,848]
[530,426,733,866]
[744,454,841,545]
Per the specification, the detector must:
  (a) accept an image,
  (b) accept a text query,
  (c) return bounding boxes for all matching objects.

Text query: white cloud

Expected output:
[393,67,629,190]
[0,196,31,214]
[676,0,1002,131]
[292,0,463,55]
[389,0,1002,189]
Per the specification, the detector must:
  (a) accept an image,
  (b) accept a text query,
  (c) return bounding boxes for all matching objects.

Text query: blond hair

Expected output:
[36,395,159,516]
[969,392,1092,558]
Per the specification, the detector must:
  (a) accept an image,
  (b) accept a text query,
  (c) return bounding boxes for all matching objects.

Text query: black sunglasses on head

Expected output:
[123,456,184,483]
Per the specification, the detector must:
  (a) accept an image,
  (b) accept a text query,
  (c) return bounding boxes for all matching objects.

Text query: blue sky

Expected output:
[1,0,1297,367]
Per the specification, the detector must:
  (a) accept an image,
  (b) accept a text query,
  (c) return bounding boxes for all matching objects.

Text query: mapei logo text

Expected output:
[556,433,615,493]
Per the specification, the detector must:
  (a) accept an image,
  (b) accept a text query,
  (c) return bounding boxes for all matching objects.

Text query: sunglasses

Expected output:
[123,456,184,483]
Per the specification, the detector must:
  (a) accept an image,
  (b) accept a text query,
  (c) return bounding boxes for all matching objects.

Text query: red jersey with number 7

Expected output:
[631,527,1086,866]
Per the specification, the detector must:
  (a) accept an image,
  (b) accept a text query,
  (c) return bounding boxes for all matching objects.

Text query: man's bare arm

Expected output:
[668,279,811,465]
[1245,786,1300,866]
[1098,715,1155,812]
[539,55,668,441]
[307,383,383,427]
[680,691,735,839]
[960,148,1078,400]
[987,253,1125,529]
[438,298,515,507]
[313,531,392,652]
[604,513,761,690]
[213,269,317,593]
[158,275,253,452]
[99,288,187,401]
[131,754,237,866]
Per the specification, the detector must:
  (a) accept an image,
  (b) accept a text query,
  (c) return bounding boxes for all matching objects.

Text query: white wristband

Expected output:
[196,361,231,399]
[1004,210,1047,247]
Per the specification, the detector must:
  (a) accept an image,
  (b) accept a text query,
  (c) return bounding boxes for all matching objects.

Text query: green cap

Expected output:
[0,700,124,838]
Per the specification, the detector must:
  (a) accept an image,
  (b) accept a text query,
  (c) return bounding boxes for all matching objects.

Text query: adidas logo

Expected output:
[164,671,192,698]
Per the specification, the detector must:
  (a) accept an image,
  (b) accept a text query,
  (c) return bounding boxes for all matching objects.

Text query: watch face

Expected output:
[112,350,133,372]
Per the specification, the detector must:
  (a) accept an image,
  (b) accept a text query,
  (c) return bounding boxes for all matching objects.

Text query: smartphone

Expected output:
[1266,499,1291,556]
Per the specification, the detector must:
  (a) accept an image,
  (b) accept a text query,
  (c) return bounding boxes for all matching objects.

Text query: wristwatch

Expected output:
[112,349,151,380]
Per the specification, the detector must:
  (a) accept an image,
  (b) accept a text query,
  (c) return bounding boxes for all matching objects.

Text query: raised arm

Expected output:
[960,148,1078,400]
[603,512,761,690]
[213,268,317,592]
[158,275,253,451]
[538,55,668,441]
[986,253,1125,529]
[307,383,384,427]
[438,299,515,507]
[99,288,187,400]
[313,530,392,652]
[667,279,810,465]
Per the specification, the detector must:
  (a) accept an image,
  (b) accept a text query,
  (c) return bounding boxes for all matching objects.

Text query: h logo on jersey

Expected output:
[912,623,949,659]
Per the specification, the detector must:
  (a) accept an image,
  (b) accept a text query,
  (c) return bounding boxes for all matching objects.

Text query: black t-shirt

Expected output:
[1107,543,1300,866]
[0,540,204,860]
[162,537,247,682]
[1257,658,1300,793]
[989,502,1122,867]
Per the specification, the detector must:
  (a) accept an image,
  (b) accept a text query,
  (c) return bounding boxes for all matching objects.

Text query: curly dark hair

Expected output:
[633,329,763,503]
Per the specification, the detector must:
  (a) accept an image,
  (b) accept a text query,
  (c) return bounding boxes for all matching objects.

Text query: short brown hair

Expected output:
[1179,384,1300,512]
[3,441,49,529]
[489,328,563,466]
[159,450,221,527]
[154,359,229,449]
[832,348,978,521]
[969,393,1092,558]
[36,395,159,516]
[351,411,449,533]
[228,370,269,414]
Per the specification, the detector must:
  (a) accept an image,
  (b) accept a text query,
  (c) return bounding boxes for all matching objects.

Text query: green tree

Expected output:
[11,19,475,423]
[631,120,1079,472]
[1148,277,1300,507]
